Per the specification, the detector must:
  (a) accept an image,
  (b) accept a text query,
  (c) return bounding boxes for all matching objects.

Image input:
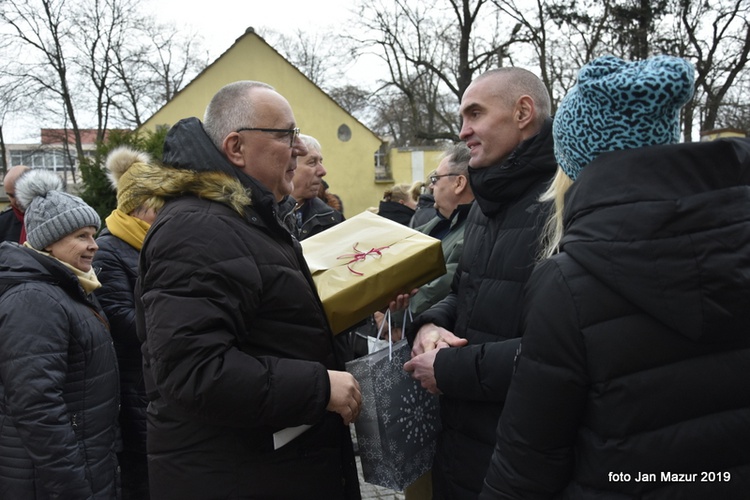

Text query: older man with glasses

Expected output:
[135,81,362,499]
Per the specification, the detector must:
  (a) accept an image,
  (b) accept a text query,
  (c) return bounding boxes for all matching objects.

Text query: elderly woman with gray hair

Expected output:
[0,169,119,499]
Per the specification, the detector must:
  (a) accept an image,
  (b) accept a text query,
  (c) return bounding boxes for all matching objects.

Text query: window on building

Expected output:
[9,148,86,173]
[374,144,392,181]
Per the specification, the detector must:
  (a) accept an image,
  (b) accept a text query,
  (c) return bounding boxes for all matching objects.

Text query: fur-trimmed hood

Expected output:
[161,117,295,217]
[123,166,251,217]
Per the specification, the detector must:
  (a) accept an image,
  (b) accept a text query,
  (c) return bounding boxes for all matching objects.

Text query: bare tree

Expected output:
[263,28,346,89]
[0,0,87,166]
[349,0,523,145]
[677,0,750,140]
[109,19,208,128]
[0,71,37,176]
[73,0,143,143]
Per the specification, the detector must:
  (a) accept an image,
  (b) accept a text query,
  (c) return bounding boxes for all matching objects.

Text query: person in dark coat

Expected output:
[378,183,417,225]
[409,143,474,318]
[403,67,556,499]
[135,81,362,500]
[282,134,344,240]
[409,188,436,229]
[0,169,119,499]
[403,143,474,500]
[0,165,31,243]
[319,179,344,214]
[93,146,172,500]
[481,55,750,500]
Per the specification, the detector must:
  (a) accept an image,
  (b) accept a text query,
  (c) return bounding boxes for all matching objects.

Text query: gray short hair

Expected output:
[442,142,471,175]
[299,134,321,153]
[203,81,274,149]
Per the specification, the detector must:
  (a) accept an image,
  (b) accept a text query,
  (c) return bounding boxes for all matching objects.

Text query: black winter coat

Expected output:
[378,200,415,225]
[135,117,360,500]
[407,118,556,499]
[409,193,437,228]
[93,228,147,455]
[282,196,344,240]
[482,139,750,499]
[0,242,120,499]
[0,207,22,243]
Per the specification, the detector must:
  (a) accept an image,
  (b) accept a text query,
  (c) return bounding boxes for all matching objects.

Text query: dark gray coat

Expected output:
[407,118,557,499]
[135,117,360,500]
[482,139,750,499]
[94,229,146,455]
[0,242,120,499]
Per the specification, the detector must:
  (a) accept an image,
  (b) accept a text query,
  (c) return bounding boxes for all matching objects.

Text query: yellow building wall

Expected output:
[385,146,446,192]
[140,29,384,217]
[699,128,747,142]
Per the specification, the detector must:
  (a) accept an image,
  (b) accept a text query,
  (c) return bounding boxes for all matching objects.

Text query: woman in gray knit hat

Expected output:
[0,169,120,499]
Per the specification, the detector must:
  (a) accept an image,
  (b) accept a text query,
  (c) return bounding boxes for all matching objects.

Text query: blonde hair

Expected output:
[382,183,412,203]
[538,167,574,259]
[409,181,425,201]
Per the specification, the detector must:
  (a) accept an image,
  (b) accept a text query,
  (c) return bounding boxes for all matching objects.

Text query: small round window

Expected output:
[337,124,352,142]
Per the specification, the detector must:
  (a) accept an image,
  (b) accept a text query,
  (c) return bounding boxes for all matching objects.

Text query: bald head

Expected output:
[4,165,31,210]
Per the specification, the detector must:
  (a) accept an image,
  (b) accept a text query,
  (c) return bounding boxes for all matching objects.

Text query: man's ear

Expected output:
[454,174,469,194]
[515,95,536,130]
[222,133,245,167]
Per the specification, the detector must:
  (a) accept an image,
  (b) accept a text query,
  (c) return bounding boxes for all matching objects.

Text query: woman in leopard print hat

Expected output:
[481,55,750,499]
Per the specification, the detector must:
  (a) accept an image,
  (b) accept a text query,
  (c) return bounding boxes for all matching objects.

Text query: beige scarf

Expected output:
[24,242,102,294]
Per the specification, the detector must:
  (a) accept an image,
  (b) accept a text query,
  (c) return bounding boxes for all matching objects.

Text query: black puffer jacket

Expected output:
[482,139,750,499]
[407,118,556,499]
[281,196,344,240]
[0,242,120,499]
[135,118,360,500]
[378,200,415,225]
[93,228,146,455]
[0,208,22,243]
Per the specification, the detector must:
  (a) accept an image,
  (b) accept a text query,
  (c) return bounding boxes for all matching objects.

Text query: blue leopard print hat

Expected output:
[553,55,695,181]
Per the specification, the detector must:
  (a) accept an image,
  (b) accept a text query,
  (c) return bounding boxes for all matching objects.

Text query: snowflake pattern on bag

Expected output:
[346,340,441,491]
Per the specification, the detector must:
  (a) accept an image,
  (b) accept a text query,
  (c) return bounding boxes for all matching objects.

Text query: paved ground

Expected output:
[357,455,405,500]
[353,428,406,500]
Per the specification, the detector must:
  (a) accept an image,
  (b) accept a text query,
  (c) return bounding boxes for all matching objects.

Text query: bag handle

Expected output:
[375,308,414,360]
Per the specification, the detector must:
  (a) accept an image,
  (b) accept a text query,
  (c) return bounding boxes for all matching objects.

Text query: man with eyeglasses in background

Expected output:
[135,81,363,499]
[403,68,557,500]
[408,142,475,321]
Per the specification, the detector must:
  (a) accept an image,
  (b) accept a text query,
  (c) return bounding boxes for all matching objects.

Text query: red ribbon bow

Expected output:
[338,242,391,276]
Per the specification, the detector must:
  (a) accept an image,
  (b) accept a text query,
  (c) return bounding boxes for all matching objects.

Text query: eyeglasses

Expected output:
[429,173,458,184]
[236,127,300,147]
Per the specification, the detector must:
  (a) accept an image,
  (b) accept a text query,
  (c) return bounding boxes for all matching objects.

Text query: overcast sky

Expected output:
[149,0,358,60]
[6,0,361,143]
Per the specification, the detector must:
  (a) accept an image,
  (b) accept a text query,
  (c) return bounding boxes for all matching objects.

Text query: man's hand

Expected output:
[411,323,468,356]
[404,348,442,394]
[373,311,402,342]
[386,289,419,312]
[327,370,362,425]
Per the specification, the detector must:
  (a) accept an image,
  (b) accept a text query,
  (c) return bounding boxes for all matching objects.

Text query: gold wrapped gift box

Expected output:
[301,211,446,335]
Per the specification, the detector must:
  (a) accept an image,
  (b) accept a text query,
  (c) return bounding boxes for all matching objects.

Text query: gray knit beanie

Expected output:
[15,169,101,250]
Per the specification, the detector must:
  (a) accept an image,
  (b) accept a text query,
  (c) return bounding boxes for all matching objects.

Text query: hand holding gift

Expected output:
[301,211,445,335]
